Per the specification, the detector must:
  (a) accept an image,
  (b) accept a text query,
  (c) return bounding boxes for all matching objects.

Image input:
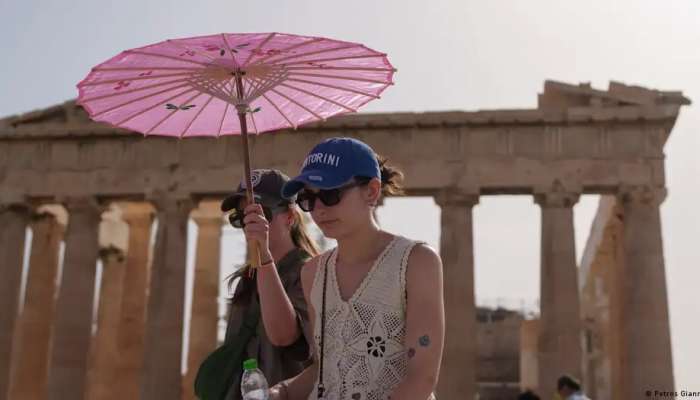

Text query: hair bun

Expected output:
[376,154,405,196]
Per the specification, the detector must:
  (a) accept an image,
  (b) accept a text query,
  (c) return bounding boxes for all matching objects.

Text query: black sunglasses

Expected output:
[295,180,368,212]
[228,203,288,229]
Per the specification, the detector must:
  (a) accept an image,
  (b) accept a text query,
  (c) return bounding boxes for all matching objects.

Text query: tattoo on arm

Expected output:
[403,336,429,360]
[419,335,431,347]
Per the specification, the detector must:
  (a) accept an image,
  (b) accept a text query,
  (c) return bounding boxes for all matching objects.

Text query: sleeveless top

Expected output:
[308,235,436,400]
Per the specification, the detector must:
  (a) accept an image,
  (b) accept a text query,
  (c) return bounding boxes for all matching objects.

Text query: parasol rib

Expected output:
[80,77,193,102]
[261,93,296,129]
[285,66,396,72]
[242,32,276,67]
[277,53,387,67]
[126,50,209,67]
[288,71,392,85]
[79,72,196,87]
[220,34,241,69]
[92,83,192,118]
[286,78,379,99]
[270,88,324,121]
[146,91,205,135]
[115,87,197,126]
[217,102,230,137]
[180,93,216,138]
[248,37,324,66]
[278,83,355,112]
[259,44,361,65]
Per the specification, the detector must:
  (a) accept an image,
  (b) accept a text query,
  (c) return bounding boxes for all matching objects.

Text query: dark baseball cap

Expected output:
[221,169,294,212]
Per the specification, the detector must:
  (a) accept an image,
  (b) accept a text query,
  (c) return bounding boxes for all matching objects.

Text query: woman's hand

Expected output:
[269,385,286,400]
[243,203,272,260]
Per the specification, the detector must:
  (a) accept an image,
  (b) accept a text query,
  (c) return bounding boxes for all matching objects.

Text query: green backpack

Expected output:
[194,300,260,400]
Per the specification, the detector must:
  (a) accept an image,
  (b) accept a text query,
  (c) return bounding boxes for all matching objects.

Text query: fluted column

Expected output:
[140,196,193,400]
[115,202,155,399]
[434,190,479,400]
[87,246,126,400]
[47,197,103,400]
[534,189,582,397]
[519,319,540,392]
[617,185,674,398]
[183,202,223,400]
[0,201,30,400]
[8,209,65,400]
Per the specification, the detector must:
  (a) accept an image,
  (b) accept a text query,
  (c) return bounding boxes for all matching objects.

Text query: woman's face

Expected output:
[306,178,381,239]
[267,207,293,247]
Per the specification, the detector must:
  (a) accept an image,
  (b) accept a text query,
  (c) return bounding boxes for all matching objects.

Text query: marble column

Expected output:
[47,198,103,400]
[434,190,479,400]
[0,201,30,400]
[519,319,540,392]
[183,202,223,400]
[140,196,193,400]
[8,210,64,400]
[115,203,155,399]
[534,190,582,397]
[86,246,126,400]
[617,186,674,398]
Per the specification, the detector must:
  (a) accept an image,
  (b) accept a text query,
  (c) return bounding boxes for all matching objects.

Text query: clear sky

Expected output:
[2,0,699,391]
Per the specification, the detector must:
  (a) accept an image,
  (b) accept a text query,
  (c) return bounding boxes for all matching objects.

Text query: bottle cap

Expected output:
[243,358,258,371]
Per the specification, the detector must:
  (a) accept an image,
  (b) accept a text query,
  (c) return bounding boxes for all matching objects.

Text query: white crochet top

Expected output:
[308,235,436,400]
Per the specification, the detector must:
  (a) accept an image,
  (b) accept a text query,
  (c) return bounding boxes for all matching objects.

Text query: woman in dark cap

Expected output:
[221,168,320,400]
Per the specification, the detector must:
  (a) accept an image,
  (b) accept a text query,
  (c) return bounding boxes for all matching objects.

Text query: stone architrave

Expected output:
[86,246,127,400]
[8,210,64,400]
[0,201,30,400]
[140,196,193,400]
[534,188,582,397]
[183,201,223,400]
[434,190,479,400]
[47,198,103,400]
[114,202,155,399]
[617,186,674,398]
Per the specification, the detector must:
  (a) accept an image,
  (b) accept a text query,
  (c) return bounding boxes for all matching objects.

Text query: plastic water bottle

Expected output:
[241,358,269,400]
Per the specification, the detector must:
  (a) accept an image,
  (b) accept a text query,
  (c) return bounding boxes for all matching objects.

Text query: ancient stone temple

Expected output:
[0,81,689,400]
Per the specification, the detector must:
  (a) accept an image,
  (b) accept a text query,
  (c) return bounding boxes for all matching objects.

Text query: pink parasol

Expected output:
[77,32,395,267]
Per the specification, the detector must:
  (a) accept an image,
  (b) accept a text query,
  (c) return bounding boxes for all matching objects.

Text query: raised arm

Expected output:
[389,244,445,400]
[255,254,302,346]
[243,203,300,346]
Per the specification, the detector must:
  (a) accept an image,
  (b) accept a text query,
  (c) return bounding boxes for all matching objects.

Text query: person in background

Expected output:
[556,375,591,400]
[222,169,320,400]
[517,389,541,400]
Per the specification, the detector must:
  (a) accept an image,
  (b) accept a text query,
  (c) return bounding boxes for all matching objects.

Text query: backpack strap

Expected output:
[194,297,260,400]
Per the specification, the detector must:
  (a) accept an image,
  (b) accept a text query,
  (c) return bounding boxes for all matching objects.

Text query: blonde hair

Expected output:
[228,203,319,305]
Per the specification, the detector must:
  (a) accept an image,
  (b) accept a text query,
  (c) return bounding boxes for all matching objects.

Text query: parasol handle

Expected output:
[239,114,261,270]
[234,72,261,270]
[235,72,261,270]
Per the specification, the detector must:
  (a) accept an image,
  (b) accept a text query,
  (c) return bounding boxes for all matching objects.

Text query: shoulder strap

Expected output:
[223,298,260,399]
[194,295,260,400]
[316,249,334,399]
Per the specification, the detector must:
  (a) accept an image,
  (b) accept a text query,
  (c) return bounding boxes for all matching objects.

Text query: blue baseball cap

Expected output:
[281,137,380,199]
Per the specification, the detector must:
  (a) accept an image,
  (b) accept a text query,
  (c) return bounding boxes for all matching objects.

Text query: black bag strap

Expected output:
[197,294,260,400]
[228,296,261,381]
